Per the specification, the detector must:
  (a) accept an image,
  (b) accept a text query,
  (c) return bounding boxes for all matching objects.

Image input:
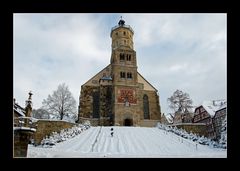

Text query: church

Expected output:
[78,19,161,126]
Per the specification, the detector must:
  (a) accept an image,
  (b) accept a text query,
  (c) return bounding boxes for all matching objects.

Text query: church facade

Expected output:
[78,19,161,126]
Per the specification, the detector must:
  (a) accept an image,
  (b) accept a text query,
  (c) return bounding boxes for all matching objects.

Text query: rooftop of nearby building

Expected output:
[201,100,226,117]
[14,101,26,116]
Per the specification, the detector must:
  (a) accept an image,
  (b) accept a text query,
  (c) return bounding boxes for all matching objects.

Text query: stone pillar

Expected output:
[14,130,34,157]
[25,91,33,117]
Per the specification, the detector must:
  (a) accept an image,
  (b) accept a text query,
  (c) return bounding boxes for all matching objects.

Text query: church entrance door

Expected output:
[124,118,133,126]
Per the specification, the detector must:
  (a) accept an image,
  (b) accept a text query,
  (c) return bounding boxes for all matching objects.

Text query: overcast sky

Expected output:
[13,13,226,115]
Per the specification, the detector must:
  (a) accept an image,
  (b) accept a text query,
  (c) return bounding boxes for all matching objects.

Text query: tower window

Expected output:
[116,32,118,36]
[120,72,125,78]
[124,40,126,45]
[123,31,126,35]
[127,72,132,79]
[127,54,131,61]
[120,53,125,61]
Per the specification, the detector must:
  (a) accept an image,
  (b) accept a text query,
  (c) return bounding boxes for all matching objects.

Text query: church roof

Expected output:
[82,64,111,86]
[137,72,158,92]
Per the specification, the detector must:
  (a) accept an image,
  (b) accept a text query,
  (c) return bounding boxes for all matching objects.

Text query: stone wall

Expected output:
[33,120,76,145]
[79,86,99,119]
[172,123,207,137]
[14,130,34,157]
[79,117,99,126]
[139,120,160,127]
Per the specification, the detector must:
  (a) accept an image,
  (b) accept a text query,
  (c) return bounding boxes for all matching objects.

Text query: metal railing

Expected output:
[111,25,134,34]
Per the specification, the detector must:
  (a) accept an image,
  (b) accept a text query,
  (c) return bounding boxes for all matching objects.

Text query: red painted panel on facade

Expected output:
[117,89,137,104]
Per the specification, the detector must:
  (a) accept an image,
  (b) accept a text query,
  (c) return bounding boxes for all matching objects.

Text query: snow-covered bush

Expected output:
[41,123,90,147]
[156,122,224,148]
[83,120,91,129]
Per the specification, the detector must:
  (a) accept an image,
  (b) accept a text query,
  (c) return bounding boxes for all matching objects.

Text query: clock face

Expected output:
[117,88,137,104]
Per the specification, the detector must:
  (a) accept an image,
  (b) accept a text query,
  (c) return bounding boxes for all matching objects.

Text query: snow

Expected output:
[14,127,36,132]
[28,126,226,158]
[14,104,25,116]
[202,100,226,117]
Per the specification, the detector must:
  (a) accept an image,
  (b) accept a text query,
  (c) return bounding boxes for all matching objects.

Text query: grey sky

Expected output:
[13,13,226,115]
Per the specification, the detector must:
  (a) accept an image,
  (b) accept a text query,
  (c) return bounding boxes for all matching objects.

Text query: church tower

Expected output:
[110,18,139,126]
[78,18,161,126]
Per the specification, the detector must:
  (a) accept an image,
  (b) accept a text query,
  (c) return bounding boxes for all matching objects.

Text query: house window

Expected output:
[120,53,125,61]
[143,94,150,119]
[200,107,205,113]
[92,92,100,118]
[127,72,132,79]
[120,72,125,78]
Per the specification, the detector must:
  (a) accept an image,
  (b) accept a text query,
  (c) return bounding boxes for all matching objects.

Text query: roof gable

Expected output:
[201,100,226,117]
[137,72,157,91]
[83,64,111,86]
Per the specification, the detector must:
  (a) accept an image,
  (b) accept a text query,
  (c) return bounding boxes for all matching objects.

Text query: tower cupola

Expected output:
[110,17,134,50]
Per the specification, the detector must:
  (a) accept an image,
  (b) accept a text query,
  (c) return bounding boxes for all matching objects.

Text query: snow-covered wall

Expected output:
[33,120,76,145]
[138,120,160,127]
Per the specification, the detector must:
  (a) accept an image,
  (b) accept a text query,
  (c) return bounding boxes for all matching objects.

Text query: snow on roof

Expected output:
[14,127,36,132]
[100,76,112,81]
[201,100,226,117]
[14,103,25,116]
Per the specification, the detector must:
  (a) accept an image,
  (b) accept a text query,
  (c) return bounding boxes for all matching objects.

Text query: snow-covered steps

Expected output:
[28,126,226,158]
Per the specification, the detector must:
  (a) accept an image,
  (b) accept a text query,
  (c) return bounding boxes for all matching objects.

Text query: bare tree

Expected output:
[42,83,77,120]
[167,89,193,116]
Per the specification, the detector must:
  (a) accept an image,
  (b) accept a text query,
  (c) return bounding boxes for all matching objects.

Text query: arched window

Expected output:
[127,54,131,61]
[120,72,125,78]
[92,92,100,118]
[143,94,150,119]
[127,72,132,79]
[120,53,125,61]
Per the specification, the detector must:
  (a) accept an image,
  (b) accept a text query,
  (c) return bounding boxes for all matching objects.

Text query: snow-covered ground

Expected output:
[28,126,226,158]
